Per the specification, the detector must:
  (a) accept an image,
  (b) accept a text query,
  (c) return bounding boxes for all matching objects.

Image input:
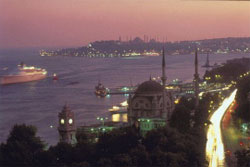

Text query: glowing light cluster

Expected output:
[206,89,237,167]
[108,106,120,112]
[18,65,47,76]
[112,114,120,122]
[112,113,127,122]
[120,100,128,107]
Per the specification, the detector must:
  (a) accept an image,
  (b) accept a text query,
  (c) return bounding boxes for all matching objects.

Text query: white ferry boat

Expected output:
[0,63,47,85]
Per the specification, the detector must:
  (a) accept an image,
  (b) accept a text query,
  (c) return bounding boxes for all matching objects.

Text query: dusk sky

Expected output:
[0,0,249,49]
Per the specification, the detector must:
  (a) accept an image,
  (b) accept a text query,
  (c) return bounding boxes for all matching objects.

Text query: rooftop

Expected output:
[136,80,163,94]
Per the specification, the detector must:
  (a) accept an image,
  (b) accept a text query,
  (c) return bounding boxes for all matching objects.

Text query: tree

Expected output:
[233,75,250,123]
[97,158,113,167]
[48,142,74,166]
[129,144,151,167]
[96,127,140,158]
[235,149,250,167]
[170,103,191,133]
[193,92,219,128]
[113,154,132,167]
[76,130,89,145]
[203,58,250,83]
[0,124,207,167]
[143,127,207,167]
[0,124,45,166]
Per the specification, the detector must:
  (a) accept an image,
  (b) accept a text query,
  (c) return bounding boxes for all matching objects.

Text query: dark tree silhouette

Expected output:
[235,149,250,167]
[0,124,45,166]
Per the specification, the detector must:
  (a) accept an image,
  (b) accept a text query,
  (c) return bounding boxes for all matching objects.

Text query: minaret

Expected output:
[161,48,167,118]
[58,104,77,144]
[194,49,199,111]
[149,74,152,81]
[127,94,133,125]
[206,52,210,67]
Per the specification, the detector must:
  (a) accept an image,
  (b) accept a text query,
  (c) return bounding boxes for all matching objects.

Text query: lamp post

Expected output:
[97,117,108,126]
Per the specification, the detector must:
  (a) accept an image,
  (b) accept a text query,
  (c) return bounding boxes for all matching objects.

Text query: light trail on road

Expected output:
[206,89,237,167]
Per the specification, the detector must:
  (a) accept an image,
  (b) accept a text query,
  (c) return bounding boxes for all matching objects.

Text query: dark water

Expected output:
[0,49,249,145]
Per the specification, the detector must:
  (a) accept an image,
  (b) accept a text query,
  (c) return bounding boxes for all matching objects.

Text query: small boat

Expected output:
[53,73,58,80]
[95,82,107,97]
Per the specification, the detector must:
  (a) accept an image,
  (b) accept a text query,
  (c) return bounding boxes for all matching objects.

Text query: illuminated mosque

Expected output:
[127,49,175,126]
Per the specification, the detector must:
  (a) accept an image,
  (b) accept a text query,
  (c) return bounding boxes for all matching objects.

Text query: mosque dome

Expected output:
[135,80,163,94]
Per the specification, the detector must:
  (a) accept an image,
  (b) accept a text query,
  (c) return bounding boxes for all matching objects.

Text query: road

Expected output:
[206,89,237,167]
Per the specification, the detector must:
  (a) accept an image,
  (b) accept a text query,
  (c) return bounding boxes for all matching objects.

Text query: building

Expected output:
[138,118,166,136]
[77,121,124,142]
[58,104,77,144]
[127,48,175,126]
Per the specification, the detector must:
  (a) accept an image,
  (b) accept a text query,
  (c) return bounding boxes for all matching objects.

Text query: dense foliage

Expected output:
[170,92,221,132]
[0,124,44,167]
[170,97,194,133]
[233,75,250,124]
[235,149,250,167]
[0,124,208,167]
[203,58,250,83]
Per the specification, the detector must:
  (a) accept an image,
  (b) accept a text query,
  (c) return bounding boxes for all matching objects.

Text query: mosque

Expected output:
[127,49,175,127]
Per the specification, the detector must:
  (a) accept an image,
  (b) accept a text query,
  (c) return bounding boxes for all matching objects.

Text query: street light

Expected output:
[97,117,108,126]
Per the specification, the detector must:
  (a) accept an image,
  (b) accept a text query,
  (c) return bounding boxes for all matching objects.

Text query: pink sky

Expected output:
[0,0,249,49]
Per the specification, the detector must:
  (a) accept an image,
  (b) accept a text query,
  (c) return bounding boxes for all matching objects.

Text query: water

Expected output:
[0,49,249,145]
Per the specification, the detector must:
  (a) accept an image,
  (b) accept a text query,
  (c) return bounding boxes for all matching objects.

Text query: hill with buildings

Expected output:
[40,37,250,58]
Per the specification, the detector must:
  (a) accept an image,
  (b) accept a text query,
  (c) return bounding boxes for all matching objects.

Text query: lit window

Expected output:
[69,118,73,124]
[60,119,65,124]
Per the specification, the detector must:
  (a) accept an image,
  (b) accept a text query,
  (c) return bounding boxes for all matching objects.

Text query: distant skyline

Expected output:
[0,0,249,49]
